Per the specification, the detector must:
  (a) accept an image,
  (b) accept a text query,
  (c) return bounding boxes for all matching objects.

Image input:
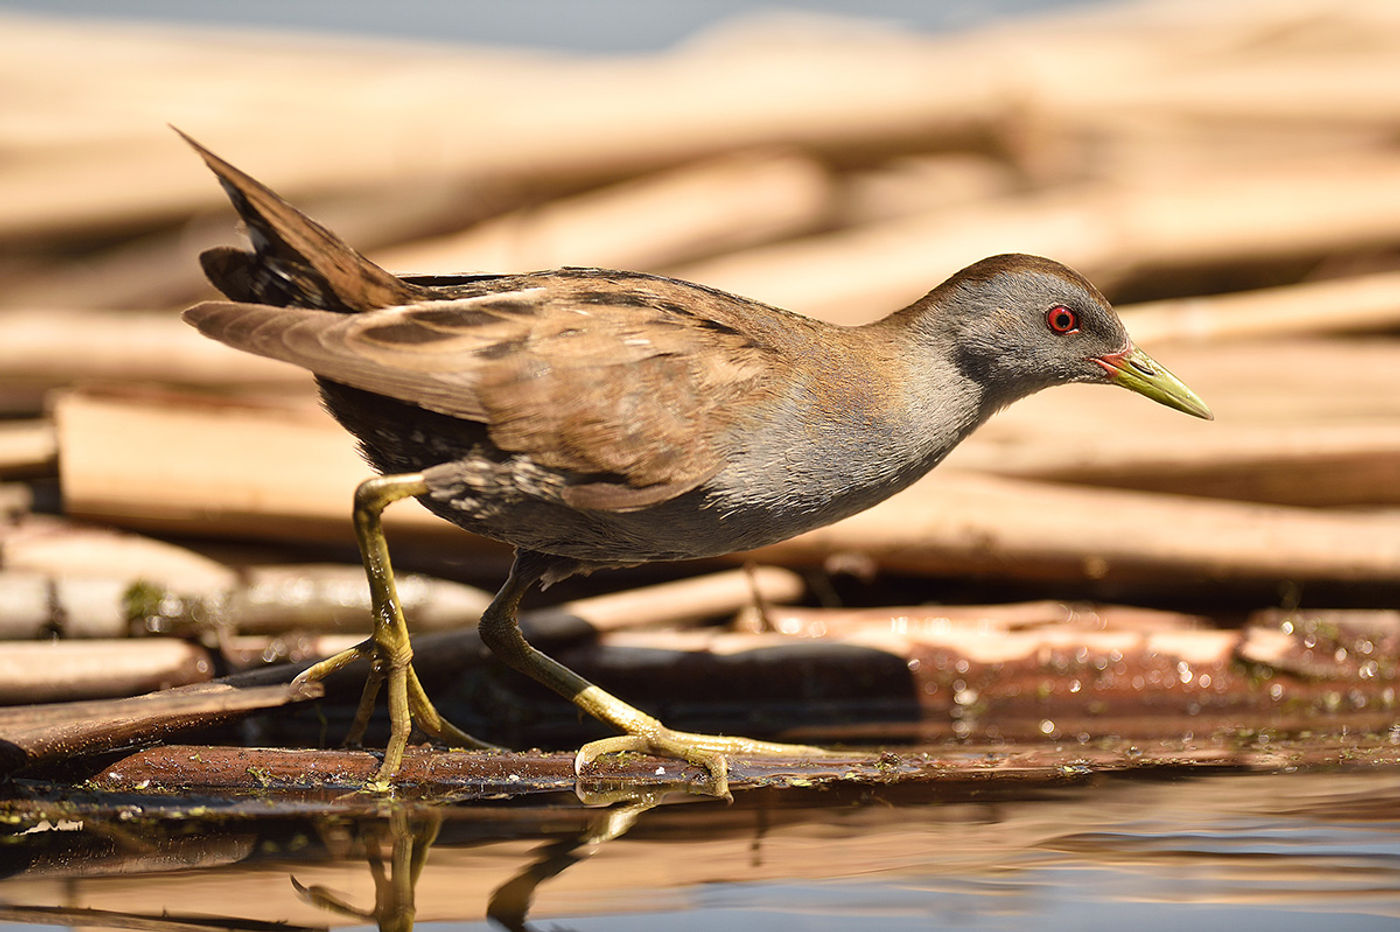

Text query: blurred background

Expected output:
[1,0,1093,49]
[3,0,1397,599]
[4,1,1400,929]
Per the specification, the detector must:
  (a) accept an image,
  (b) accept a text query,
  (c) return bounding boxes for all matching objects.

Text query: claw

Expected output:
[576,732,734,800]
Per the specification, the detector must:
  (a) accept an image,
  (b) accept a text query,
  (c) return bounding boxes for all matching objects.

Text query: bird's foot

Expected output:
[575,726,828,801]
[292,636,499,790]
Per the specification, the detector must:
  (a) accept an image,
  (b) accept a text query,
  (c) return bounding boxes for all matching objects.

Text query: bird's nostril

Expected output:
[1129,358,1157,377]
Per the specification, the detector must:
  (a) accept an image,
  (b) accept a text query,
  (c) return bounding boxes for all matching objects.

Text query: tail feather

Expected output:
[176,127,426,312]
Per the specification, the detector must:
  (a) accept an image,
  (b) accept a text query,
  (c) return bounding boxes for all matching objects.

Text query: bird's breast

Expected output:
[684,367,976,550]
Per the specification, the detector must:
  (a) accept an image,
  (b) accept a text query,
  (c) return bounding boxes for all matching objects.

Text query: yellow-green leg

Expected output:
[291,473,495,788]
[481,551,828,799]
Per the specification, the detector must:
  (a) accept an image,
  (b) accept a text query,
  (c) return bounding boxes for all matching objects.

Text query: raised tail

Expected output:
[176,127,427,312]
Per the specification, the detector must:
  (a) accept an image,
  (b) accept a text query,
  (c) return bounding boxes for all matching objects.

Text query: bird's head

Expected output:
[922,254,1212,419]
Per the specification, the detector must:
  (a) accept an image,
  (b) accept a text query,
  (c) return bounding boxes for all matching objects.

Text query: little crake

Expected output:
[181,131,1211,794]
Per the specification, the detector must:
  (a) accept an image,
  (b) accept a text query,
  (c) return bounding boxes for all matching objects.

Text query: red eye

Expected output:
[1046,306,1078,334]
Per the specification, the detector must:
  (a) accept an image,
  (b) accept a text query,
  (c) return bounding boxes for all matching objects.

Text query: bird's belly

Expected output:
[417,476,888,565]
[417,436,936,565]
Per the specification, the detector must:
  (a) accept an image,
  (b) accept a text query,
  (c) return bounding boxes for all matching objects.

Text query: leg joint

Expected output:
[478,603,530,663]
[354,473,429,519]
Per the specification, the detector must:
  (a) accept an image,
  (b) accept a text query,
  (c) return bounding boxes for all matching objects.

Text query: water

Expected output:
[4,769,1398,930]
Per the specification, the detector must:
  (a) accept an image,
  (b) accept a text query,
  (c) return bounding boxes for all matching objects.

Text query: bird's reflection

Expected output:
[293,785,706,932]
[3,770,1398,930]
[293,807,442,932]
[486,787,690,932]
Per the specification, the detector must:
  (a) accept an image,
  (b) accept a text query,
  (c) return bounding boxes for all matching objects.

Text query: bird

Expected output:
[178,130,1212,794]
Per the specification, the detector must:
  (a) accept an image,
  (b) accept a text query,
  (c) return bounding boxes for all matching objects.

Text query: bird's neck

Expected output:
[811,316,990,490]
[869,290,1039,422]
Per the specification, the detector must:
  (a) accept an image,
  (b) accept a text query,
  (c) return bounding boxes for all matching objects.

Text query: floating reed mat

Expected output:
[78,732,1400,798]
[3,601,1395,787]
[0,559,803,699]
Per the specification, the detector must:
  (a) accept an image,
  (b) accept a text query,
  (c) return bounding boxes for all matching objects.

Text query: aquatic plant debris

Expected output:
[56,732,1400,804]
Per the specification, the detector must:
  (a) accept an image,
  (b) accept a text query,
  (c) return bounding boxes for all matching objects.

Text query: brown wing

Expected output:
[185,275,784,510]
[179,132,791,510]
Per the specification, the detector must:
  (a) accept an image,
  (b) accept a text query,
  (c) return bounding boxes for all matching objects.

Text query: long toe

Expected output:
[576,733,730,799]
[575,728,831,800]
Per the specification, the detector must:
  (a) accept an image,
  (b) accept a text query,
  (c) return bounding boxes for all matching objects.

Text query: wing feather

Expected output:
[185,279,783,508]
